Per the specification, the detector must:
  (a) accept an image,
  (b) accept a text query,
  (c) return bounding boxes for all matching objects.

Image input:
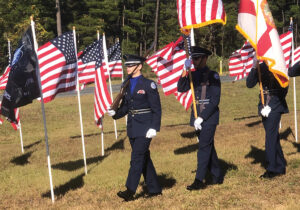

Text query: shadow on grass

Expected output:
[174,143,198,155]
[42,173,85,199]
[292,142,300,153]
[280,127,294,141]
[245,145,266,168]
[234,115,259,121]
[23,140,42,150]
[135,173,176,199]
[10,151,33,166]
[163,123,189,128]
[180,131,197,139]
[246,120,262,127]
[106,138,125,152]
[52,155,109,171]
[70,130,126,139]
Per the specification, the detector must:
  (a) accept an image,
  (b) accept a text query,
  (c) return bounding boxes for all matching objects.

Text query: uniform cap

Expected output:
[123,54,146,66]
[191,46,212,57]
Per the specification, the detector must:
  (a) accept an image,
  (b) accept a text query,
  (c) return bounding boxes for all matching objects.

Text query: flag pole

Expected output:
[73,26,88,175]
[103,33,118,140]
[30,16,55,203]
[97,30,105,156]
[291,17,298,142]
[8,39,11,64]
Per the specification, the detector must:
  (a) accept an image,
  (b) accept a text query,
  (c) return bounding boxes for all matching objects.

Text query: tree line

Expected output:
[0,0,299,72]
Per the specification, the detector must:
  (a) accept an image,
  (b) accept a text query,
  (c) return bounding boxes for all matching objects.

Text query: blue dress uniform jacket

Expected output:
[177,66,220,126]
[113,75,161,138]
[177,66,222,183]
[246,62,287,174]
[288,61,300,77]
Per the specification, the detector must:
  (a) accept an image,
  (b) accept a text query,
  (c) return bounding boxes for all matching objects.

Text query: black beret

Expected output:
[191,46,212,57]
[123,54,146,66]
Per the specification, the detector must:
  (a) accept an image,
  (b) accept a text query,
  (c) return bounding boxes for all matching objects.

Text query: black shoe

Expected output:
[186,179,206,191]
[117,189,135,201]
[259,171,284,179]
[146,192,162,198]
[212,177,223,185]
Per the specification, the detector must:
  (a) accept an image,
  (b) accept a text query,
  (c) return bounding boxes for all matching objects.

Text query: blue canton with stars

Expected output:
[51,31,77,65]
[79,38,104,68]
[107,41,122,62]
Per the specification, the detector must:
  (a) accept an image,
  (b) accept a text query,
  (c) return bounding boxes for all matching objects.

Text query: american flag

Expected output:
[177,0,226,33]
[102,41,123,79]
[229,30,293,81]
[295,46,300,64]
[0,101,19,130]
[94,64,112,127]
[146,36,193,110]
[0,66,11,90]
[37,31,77,103]
[77,39,103,89]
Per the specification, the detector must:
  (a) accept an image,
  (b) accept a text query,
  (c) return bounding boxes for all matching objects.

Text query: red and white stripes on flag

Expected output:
[146,37,193,110]
[0,66,11,90]
[102,41,123,79]
[37,31,77,103]
[295,46,300,64]
[77,51,96,88]
[229,30,293,81]
[177,0,226,33]
[0,101,19,130]
[94,66,112,127]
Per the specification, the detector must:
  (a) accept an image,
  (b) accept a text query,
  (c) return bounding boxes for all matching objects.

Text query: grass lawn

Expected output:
[1,78,300,209]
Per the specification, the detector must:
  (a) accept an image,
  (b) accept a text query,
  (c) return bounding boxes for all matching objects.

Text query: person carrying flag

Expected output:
[246,58,288,179]
[107,54,162,201]
[288,61,300,77]
[177,46,223,190]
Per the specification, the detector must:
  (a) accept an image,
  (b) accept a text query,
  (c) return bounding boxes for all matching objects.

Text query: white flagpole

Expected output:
[73,27,88,175]
[30,16,55,203]
[8,39,11,64]
[97,31,105,156]
[291,18,298,142]
[103,33,118,140]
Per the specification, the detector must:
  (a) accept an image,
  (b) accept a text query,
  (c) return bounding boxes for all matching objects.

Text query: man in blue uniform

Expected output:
[177,46,223,190]
[246,59,288,178]
[288,61,300,77]
[107,54,162,201]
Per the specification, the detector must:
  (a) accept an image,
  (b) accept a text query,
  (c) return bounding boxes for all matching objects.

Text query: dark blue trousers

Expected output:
[262,112,286,174]
[195,124,222,181]
[126,137,161,193]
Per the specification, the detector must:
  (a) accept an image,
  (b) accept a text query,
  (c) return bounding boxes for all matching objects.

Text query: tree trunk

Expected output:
[154,0,160,51]
[282,10,285,34]
[56,0,62,36]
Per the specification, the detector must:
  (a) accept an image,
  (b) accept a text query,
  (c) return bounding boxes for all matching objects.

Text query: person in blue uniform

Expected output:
[107,54,162,201]
[288,61,300,77]
[246,59,288,179]
[177,46,223,190]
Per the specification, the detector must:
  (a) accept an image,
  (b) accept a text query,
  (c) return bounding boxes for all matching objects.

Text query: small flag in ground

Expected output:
[102,41,123,79]
[77,39,103,89]
[94,66,112,127]
[0,101,19,130]
[37,31,77,102]
[1,27,40,123]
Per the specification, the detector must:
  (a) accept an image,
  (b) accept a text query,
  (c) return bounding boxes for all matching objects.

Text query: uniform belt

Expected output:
[196,99,210,105]
[263,89,281,95]
[128,108,152,115]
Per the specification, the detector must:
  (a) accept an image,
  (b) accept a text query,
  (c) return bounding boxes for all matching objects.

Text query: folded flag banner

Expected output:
[177,0,226,33]
[1,27,40,123]
[37,31,77,102]
[236,0,288,87]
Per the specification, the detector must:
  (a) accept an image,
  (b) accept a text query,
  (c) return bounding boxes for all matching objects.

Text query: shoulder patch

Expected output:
[151,82,157,89]
[214,73,220,80]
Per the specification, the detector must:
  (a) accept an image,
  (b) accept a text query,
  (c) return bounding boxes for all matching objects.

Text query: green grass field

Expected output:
[1,78,300,209]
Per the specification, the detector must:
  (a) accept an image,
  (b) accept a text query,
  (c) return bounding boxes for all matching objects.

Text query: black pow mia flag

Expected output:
[0,27,40,123]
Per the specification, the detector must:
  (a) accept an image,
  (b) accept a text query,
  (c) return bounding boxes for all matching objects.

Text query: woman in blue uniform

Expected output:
[107,54,162,201]
[177,46,223,190]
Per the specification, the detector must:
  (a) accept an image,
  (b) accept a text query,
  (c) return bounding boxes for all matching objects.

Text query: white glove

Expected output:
[184,59,192,70]
[261,105,271,117]
[252,55,258,69]
[194,117,203,131]
[107,109,116,117]
[146,128,157,138]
